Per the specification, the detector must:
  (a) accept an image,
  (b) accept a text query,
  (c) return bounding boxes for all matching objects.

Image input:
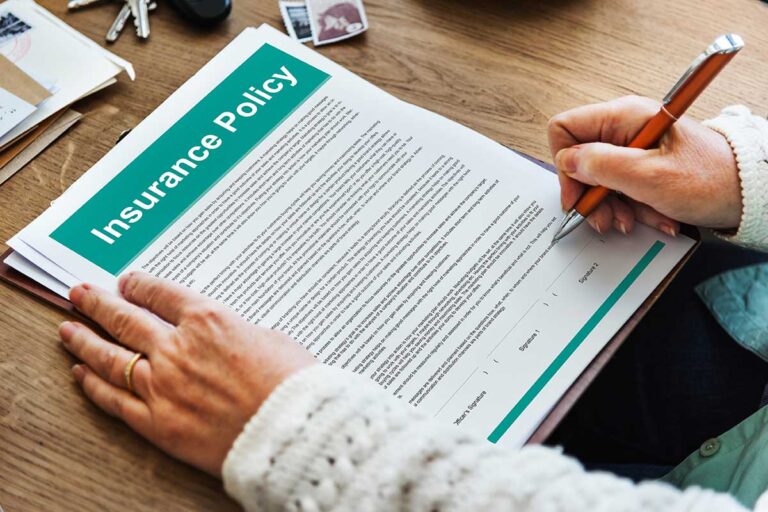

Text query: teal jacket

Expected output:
[662,264,768,508]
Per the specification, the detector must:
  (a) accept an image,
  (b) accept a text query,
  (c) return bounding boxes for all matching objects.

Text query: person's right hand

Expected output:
[548,95,743,236]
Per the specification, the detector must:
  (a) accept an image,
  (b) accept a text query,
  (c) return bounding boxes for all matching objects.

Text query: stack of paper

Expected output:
[0,54,48,139]
[3,26,695,446]
[0,0,133,185]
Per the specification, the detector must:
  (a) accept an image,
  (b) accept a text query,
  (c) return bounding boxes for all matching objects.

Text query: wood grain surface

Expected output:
[2,0,768,510]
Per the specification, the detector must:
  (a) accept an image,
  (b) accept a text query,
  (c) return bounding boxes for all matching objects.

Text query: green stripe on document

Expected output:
[487,240,665,443]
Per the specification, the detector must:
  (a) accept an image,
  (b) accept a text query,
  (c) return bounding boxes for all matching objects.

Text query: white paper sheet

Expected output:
[4,251,69,297]
[8,237,80,289]
[0,86,34,138]
[0,108,82,186]
[7,25,695,446]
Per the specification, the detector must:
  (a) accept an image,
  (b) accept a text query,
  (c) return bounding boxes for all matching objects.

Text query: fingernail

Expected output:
[555,147,579,174]
[59,321,76,341]
[72,364,85,382]
[118,272,133,295]
[617,222,628,235]
[659,223,678,237]
[69,284,89,306]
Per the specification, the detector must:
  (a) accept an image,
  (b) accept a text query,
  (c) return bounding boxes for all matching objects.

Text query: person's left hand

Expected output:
[59,272,316,477]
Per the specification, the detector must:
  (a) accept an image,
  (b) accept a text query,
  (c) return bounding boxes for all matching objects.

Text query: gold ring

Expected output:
[124,352,143,394]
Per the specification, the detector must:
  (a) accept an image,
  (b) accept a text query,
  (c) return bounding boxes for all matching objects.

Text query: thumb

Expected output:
[555,142,660,198]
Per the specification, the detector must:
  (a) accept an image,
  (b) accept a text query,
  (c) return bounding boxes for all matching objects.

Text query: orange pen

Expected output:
[552,34,744,243]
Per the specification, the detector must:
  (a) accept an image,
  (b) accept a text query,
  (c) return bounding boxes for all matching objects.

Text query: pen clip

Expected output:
[663,34,744,104]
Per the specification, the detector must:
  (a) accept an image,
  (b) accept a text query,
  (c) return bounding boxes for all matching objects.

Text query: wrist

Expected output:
[703,105,768,247]
[707,128,742,230]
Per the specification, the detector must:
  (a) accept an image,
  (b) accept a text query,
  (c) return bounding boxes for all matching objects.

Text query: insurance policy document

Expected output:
[8,25,695,445]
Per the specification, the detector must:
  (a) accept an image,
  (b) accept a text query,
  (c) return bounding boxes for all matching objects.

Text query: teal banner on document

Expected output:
[487,240,665,443]
[51,43,329,275]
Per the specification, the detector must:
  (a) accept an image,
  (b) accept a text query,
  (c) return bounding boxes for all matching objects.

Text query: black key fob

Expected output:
[167,0,231,26]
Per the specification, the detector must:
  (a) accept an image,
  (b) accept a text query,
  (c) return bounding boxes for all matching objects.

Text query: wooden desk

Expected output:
[2,0,767,509]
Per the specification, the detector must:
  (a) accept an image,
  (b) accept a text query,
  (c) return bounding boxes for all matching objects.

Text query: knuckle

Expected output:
[227,349,243,369]
[67,326,85,351]
[82,291,100,315]
[547,113,565,131]
[618,94,649,108]
[109,394,124,417]
[80,371,95,395]
[143,282,164,309]
[111,309,135,340]
[99,346,121,375]
[588,146,623,180]
[603,102,625,139]
[618,95,658,116]
[89,297,115,328]
[579,146,601,173]
[124,273,164,308]
[161,334,184,355]
[175,356,193,375]
[547,112,575,142]
[122,272,140,299]
[166,346,193,373]
[184,303,221,324]
[157,340,192,376]
[591,156,613,179]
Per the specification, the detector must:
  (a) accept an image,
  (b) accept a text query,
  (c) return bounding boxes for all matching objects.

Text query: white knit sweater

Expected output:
[223,107,768,512]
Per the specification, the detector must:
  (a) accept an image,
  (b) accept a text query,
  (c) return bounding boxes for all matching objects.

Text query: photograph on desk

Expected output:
[3,25,695,446]
[280,0,367,44]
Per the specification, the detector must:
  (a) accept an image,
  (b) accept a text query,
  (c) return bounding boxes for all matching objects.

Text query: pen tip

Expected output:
[552,210,585,243]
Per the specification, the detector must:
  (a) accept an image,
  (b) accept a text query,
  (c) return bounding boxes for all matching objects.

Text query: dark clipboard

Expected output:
[0,149,701,444]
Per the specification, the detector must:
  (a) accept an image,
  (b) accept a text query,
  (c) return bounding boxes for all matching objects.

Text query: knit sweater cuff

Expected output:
[219,364,588,511]
[222,364,345,510]
[221,364,749,512]
[703,105,768,249]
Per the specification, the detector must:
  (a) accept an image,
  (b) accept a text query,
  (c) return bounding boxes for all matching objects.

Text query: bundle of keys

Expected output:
[68,0,231,41]
[67,0,154,42]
